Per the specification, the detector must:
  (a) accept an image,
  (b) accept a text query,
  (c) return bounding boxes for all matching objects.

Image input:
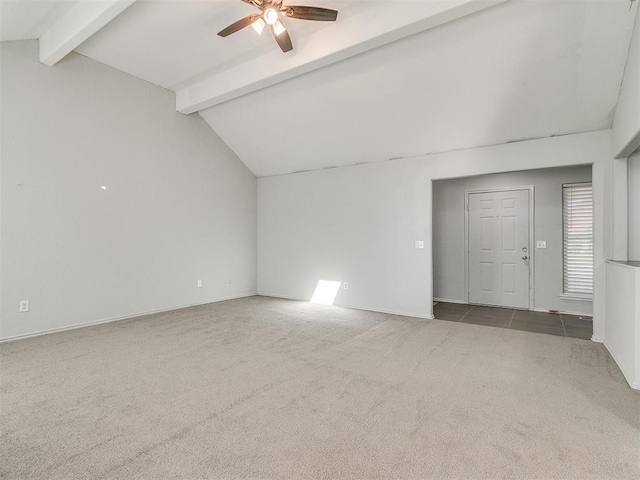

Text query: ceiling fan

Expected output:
[218,0,338,53]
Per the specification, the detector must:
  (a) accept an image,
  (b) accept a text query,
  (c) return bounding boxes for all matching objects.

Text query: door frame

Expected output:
[464,185,535,309]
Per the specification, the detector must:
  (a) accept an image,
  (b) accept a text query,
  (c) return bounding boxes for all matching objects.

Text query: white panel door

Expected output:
[468,189,530,309]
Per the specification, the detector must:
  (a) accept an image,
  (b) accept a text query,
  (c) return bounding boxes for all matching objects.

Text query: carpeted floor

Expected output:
[1,296,639,479]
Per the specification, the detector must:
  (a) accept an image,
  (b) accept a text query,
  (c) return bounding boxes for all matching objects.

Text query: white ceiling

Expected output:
[71,0,497,112]
[75,0,357,91]
[1,0,638,177]
[0,0,77,41]
[201,0,638,176]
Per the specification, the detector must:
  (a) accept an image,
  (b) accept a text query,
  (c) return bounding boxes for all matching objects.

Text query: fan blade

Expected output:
[273,26,293,52]
[285,6,338,21]
[218,14,258,37]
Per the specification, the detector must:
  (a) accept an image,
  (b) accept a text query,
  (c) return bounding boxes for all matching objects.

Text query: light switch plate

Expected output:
[536,240,547,249]
[415,241,424,249]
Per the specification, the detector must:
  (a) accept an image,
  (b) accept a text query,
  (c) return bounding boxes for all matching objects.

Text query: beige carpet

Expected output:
[1,296,639,479]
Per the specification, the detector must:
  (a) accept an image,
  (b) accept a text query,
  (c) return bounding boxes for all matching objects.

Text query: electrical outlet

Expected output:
[197,280,202,288]
[19,300,29,312]
[536,240,547,249]
[228,279,232,285]
[343,282,349,290]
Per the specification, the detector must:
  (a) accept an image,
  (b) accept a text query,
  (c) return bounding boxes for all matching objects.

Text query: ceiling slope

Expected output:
[175,0,508,113]
[199,0,638,177]
[72,1,506,112]
[0,0,77,41]
[2,0,637,178]
[40,0,136,65]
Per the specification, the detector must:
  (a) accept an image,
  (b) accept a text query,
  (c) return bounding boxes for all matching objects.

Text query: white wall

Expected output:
[605,260,640,390]
[433,166,593,315]
[612,5,640,158]
[258,130,612,339]
[0,41,257,341]
[630,151,640,261]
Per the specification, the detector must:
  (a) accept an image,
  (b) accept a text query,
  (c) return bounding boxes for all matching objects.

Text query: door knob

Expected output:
[522,254,529,260]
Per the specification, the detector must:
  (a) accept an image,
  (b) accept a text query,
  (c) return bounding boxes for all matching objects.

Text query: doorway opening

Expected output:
[432,165,593,337]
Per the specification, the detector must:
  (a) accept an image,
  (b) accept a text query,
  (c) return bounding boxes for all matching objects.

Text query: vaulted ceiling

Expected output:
[2,0,638,176]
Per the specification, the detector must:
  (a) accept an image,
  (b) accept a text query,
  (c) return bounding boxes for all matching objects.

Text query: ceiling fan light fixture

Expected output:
[251,17,266,35]
[264,8,279,25]
[273,20,287,37]
[218,1,338,53]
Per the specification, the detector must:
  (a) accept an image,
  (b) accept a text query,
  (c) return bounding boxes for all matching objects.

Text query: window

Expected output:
[563,182,593,297]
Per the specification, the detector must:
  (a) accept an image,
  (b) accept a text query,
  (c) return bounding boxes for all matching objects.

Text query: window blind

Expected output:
[563,183,593,296]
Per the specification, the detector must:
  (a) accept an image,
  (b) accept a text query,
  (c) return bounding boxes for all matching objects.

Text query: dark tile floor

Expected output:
[433,302,593,340]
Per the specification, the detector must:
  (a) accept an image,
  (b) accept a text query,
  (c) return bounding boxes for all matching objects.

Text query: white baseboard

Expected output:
[257,293,434,320]
[0,293,258,343]
[434,298,467,304]
[603,340,640,391]
[338,302,434,320]
[257,292,306,303]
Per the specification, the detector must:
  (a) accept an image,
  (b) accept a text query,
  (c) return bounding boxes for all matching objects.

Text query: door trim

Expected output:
[464,186,535,310]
